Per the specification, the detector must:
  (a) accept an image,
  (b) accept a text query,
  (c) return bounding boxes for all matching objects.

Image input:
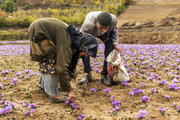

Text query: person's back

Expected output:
[28,18,99,103]
[29,18,68,44]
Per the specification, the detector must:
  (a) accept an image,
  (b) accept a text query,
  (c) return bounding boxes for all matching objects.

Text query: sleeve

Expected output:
[110,15,119,45]
[80,13,95,35]
[56,28,73,92]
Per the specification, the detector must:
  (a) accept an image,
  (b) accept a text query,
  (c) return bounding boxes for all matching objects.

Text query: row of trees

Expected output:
[1,0,133,13]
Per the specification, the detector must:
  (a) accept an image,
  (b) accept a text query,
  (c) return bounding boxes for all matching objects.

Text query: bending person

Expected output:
[28,18,98,103]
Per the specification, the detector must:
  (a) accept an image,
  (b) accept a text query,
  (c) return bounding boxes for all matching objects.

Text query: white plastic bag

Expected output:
[106,49,130,82]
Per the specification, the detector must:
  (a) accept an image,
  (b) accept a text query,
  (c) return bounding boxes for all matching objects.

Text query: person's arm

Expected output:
[110,15,122,53]
[56,28,77,102]
[56,28,73,92]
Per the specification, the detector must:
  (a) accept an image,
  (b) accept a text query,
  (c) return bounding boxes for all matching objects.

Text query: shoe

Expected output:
[78,74,92,84]
[49,96,68,103]
[101,75,112,86]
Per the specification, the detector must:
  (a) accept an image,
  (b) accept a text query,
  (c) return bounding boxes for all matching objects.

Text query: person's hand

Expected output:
[114,45,122,53]
[79,52,88,57]
[68,90,76,102]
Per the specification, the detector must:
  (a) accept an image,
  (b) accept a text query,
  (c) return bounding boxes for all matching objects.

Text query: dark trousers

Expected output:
[82,33,114,75]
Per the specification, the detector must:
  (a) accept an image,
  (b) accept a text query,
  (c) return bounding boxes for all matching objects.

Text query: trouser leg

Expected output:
[81,55,91,73]
[39,74,59,96]
[101,40,114,76]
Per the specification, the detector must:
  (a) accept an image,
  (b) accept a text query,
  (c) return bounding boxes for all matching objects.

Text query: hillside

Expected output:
[118,0,180,44]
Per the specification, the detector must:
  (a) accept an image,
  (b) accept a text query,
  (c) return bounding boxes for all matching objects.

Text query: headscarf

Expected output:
[67,25,98,58]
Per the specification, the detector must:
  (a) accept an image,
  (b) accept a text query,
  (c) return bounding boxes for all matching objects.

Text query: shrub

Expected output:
[0,11,7,17]
[1,0,16,13]
[0,32,28,40]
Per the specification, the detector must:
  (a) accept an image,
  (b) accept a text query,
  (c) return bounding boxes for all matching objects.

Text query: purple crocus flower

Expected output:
[70,103,77,109]
[0,100,3,104]
[157,76,161,80]
[104,88,111,94]
[164,68,169,71]
[28,103,36,108]
[165,95,170,101]
[24,69,30,73]
[137,110,148,119]
[65,100,71,104]
[133,88,140,94]
[78,116,83,120]
[3,78,7,81]
[169,84,177,90]
[159,108,166,115]
[78,114,85,120]
[129,91,134,96]
[147,76,154,81]
[173,78,179,83]
[25,110,30,115]
[142,75,146,79]
[90,88,96,93]
[140,82,146,87]
[21,102,27,107]
[0,83,3,88]
[15,72,22,76]
[141,96,149,103]
[121,81,128,87]
[95,68,100,72]
[31,109,35,113]
[158,79,167,85]
[151,88,156,93]
[1,70,9,75]
[173,102,176,109]
[178,106,180,112]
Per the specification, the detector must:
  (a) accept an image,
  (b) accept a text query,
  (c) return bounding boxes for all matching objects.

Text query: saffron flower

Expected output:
[159,108,166,116]
[0,100,3,104]
[165,95,170,101]
[129,91,134,96]
[178,106,180,113]
[0,83,3,88]
[158,80,167,86]
[151,88,156,93]
[173,102,176,109]
[1,70,9,75]
[169,84,177,90]
[141,96,149,103]
[173,78,179,83]
[65,100,77,109]
[137,110,148,119]
[90,88,96,93]
[28,103,36,108]
[25,110,30,115]
[21,102,27,107]
[31,109,35,113]
[104,88,111,95]
[140,82,146,87]
[164,68,169,71]
[110,96,120,113]
[121,81,128,87]
[78,114,85,120]
[142,75,146,79]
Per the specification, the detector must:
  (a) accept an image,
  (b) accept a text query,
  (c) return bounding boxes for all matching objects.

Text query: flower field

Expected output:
[0,43,180,120]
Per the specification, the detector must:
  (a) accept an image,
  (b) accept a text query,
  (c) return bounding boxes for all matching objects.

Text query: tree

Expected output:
[1,0,15,13]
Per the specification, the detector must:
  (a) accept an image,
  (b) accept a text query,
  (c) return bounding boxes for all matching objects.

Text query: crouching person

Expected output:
[28,18,98,103]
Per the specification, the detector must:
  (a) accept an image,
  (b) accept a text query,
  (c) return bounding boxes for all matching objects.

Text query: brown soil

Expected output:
[0,1,180,120]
